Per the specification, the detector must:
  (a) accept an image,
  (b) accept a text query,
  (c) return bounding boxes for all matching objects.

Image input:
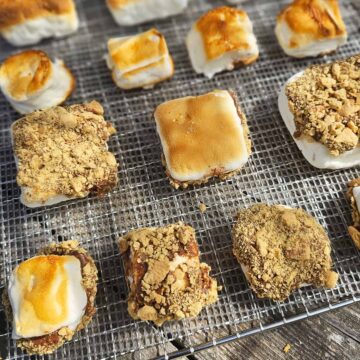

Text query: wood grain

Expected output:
[176,303,360,360]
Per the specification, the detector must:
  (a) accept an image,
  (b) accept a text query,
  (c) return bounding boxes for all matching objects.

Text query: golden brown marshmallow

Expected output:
[275,0,347,58]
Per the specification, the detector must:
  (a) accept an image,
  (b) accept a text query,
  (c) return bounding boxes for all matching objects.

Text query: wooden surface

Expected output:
[132,302,360,359]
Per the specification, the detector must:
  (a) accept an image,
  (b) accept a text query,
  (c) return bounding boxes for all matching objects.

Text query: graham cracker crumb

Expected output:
[119,222,218,326]
[199,202,207,213]
[286,55,360,155]
[283,343,291,353]
[12,100,118,204]
[232,204,337,301]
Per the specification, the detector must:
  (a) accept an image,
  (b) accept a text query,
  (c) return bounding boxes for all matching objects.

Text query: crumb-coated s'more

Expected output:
[0,0,79,46]
[119,222,218,326]
[11,101,119,207]
[0,50,75,114]
[186,6,259,78]
[106,0,189,26]
[2,241,98,355]
[154,90,252,189]
[275,0,347,58]
[106,28,174,90]
[347,178,360,249]
[278,55,360,169]
[232,204,338,301]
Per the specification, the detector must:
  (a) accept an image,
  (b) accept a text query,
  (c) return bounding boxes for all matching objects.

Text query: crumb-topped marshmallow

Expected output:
[232,204,339,301]
[119,222,218,326]
[275,0,347,58]
[0,50,75,114]
[106,0,188,26]
[278,55,360,169]
[154,90,251,188]
[11,101,118,207]
[0,0,79,46]
[106,29,174,90]
[186,6,259,78]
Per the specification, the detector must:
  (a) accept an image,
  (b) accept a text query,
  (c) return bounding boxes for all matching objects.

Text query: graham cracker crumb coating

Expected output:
[119,222,218,326]
[232,204,338,301]
[12,101,118,205]
[286,55,360,156]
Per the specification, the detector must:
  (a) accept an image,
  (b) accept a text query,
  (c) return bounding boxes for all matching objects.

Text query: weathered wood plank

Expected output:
[166,303,360,360]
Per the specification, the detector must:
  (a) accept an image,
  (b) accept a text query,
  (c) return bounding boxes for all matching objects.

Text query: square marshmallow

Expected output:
[106,28,174,90]
[154,90,251,188]
[106,0,188,26]
[186,6,259,78]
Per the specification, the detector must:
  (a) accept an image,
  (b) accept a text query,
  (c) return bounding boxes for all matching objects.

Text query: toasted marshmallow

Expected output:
[106,29,174,90]
[8,255,87,339]
[275,0,347,58]
[0,50,75,114]
[106,0,188,26]
[155,90,251,186]
[0,0,79,46]
[186,7,259,79]
[278,72,360,169]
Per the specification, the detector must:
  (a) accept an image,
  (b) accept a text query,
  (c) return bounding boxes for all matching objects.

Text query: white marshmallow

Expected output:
[106,29,174,90]
[1,12,78,46]
[275,20,347,58]
[186,7,259,79]
[353,187,360,215]
[106,0,188,26]
[275,0,347,58]
[9,255,87,339]
[278,72,360,169]
[0,50,75,114]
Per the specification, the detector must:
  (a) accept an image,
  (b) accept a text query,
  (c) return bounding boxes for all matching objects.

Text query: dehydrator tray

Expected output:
[0,0,360,359]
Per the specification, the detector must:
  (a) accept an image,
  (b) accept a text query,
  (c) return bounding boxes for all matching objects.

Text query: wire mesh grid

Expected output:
[0,0,360,358]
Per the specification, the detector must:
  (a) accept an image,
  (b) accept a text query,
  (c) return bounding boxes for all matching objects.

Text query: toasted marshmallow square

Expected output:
[9,255,87,339]
[154,90,251,188]
[278,55,360,169]
[0,0,79,46]
[186,7,259,79]
[0,50,75,114]
[106,28,174,90]
[275,0,347,58]
[106,0,188,26]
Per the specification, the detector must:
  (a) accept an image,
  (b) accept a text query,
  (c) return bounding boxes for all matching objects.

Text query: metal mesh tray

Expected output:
[1,0,360,359]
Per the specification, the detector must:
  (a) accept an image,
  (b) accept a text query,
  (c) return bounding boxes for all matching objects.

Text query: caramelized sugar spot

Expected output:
[0,50,52,100]
[196,7,251,60]
[16,255,78,328]
[278,0,346,46]
[155,90,247,178]
[109,28,167,71]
